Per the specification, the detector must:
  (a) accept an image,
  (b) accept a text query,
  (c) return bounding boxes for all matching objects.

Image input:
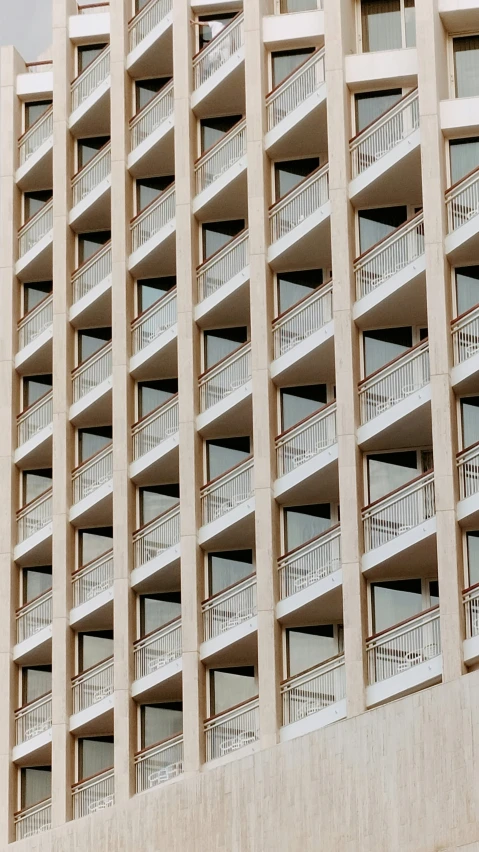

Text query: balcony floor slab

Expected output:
[279,698,346,744]
[445,214,479,266]
[349,130,421,208]
[69,481,113,528]
[129,324,177,381]
[15,233,53,283]
[366,655,442,708]
[69,177,111,233]
[128,118,174,180]
[130,434,179,486]
[451,350,479,395]
[193,157,247,222]
[191,51,245,119]
[16,139,53,192]
[194,267,250,329]
[69,275,112,329]
[14,524,52,568]
[457,491,479,529]
[128,221,176,279]
[15,327,52,375]
[126,14,173,78]
[265,87,328,160]
[69,80,111,138]
[70,588,114,632]
[353,258,426,329]
[267,202,331,273]
[69,379,112,427]
[464,634,479,667]
[14,425,53,470]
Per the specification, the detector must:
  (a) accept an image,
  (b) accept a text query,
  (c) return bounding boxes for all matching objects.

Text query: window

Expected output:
[78,426,112,463]
[23,282,52,315]
[280,0,317,10]
[206,437,250,481]
[23,375,52,409]
[139,593,181,636]
[204,327,247,370]
[454,36,479,99]
[137,277,176,314]
[202,220,245,261]
[135,78,171,112]
[22,469,52,505]
[77,136,109,170]
[281,385,327,432]
[208,550,253,596]
[22,567,52,605]
[200,115,243,153]
[22,666,52,705]
[78,231,111,265]
[277,269,323,315]
[209,666,255,715]
[138,379,177,419]
[271,48,314,88]
[367,450,419,503]
[21,767,51,809]
[361,0,415,53]
[77,44,107,75]
[139,484,179,526]
[467,531,479,586]
[456,267,479,316]
[24,100,51,131]
[78,737,114,780]
[355,89,402,134]
[461,397,479,450]
[197,14,236,50]
[274,158,319,200]
[286,625,342,677]
[136,176,174,214]
[363,327,412,376]
[283,504,331,552]
[371,578,437,633]
[78,631,113,672]
[78,327,111,363]
[79,527,113,566]
[449,138,479,186]
[24,190,52,222]
[141,703,183,748]
[358,206,407,254]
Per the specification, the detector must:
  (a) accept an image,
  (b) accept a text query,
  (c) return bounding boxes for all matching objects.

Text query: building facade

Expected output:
[1,0,479,848]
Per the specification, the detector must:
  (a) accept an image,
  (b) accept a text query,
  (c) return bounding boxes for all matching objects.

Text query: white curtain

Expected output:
[454,36,479,99]
[362,0,401,53]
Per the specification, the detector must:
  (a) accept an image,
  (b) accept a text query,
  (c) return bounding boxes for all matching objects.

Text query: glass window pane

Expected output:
[208,550,253,596]
[21,767,51,809]
[281,385,327,431]
[24,282,52,314]
[363,327,412,375]
[135,78,170,111]
[367,451,418,503]
[141,704,183,748]
[25,101,51,130]
[198,14,236,49]
[355,89,402,133]
[287,625,337,676]
[284,504,331,552]
[467,531,479,586]
[456,267,479,315]
[78,44,107,73]
[77,137,109,169]
[202,220,245,260]
[272,48,314,87]
[78,231,110,264]
[450,138,479,185]
[210,667,255,715]
[138,379,177,419]
[361,0,401,53]
[23,666,52,704]
[454,36,479,99]
[204,327,247,369]
[23,469,52,504]
[359,206,407,253]
[79,631,113,671]
[277,269,323,314]
[79,528,113,565]
[275,158,319,199]
[206,437,250,481]
[24,191,52,221]
[79,426,112,462]
[23,375,52,408]
[137,277,176,313]
[79,737,114,779]
[372,579,422,633]
[23,568,52,604]
[429,580,439,607]
[140,593,181,636]
[200,115,242,152]
[136,176,173,213]
[140,485,179,526]
[78,328,111,362]
[461,397,479,449]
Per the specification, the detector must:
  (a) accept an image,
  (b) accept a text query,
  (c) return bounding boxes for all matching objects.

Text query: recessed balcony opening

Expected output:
[140,483,179,528]
[205,666,259,761]
[367,448,432,505]
[71,136,111,231]
[464,531,479,660]
[71,327,112,423]
[280,383,329,432]
[136,77,171,112]
[71,632,113,729]
[272,48,315,90]
[274,157,320,202]
[15,766,51,840]
[71,426,112,524]
[200,115,243,154]
[359,204,409,255]
[457,397,479,518]
[355,89,403,136]
[136,174,174,214]
[17,376,53,459]
[24,190,52,223]
[73,736,114,818]
[128,0,173,77]
[194,115,247,219]
[70,44,111,137]
[18,282,53,367]
[132,488,180,588]
[77,135,110,170]
[77,43,108,75]
[283,502,337,552]
[78,230,111,266]
[446,139,479,265]
[202,219,245,267]
[197,13,237,51]
[135,702,183,792]
[360,0,416,54]
[137,275,176,314]
[206,436,250,483]
[21,665,52,708]
[200,440,254,547]
[286,623,343,677]
[24,100,52,134]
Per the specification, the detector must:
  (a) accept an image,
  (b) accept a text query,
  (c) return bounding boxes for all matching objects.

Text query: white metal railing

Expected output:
[71,45,110,112]
[72,444,112,504]
[135,734,183,792]
[78,2,109,12]
[363,471,435,552]
[16,590,52,644]
[18,199,53,258]
[451,304,479,365]
[205,697,259,761]
[269,165,329,244]
[72,768,114,819]
[199,343,251,412]
[276,403,336,477]
[282,655,345,726]
[72,657,113,714]
[464,584,479,639]
[14,799,51,841]
[203,575,257,641]
[72,241,111,303]
[131,288,177,354]
[197,231,248,302]
[133,504,180,568]
[134,618,182,679]
[15,693,52,745]
[18,294,52,350]
[350,89,419,179]
[195,120,246,194]
[193,13,244,89]
[72,142,111,207]
[72,549,113,607]
[446,167,479,232]
[272,281,332,359]
[457,443,479,500]
[132,395,178,460]
[131,185,175,252]
[130,80,174,150]
[129,0,172,51]
[17,489,52,544]
[19,106,53,165]
[26,61,53,73]
[278,526,341,599]
[72,342,112,402]
[201,457,253,525]
[359,340,430,424]
[367,607,441,684]
[17,391,53,447]
[266,48,325,132]
[354,212,425,300]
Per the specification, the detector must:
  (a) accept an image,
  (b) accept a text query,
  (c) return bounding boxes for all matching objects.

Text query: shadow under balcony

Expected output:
[130,504,180,593]
[198,456,255,550]
[70,656,114,735]
[197,343,252,439]
[200,575,258,666]
[195,231,250,329]
[132,617,182,703]
[193,119,247,221]
[274,403,338,504]
[128,81,174,179]
[70,549,114,631]
[130,395,179,485]
[191,14,245,119]
[445,166,479,266]
[16,106,53,191]
[280,654,346,743]
[70,444,113,527]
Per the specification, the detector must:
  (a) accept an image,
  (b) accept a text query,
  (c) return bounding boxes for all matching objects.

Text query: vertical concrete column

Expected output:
[416,0,464,680]
[324,0,368,717]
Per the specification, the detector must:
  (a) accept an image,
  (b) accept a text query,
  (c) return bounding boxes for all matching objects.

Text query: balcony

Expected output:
[17,106,53,190]
[70,45,110,136]
[14,590,52,665]
[205,696,259,764]
[195,231,250,328]
[268,165,330,271]
[457,443,479,528]
[265,49,326,159]
[15,391,53,470]
[353,212,426,328]
[438,0,479,33]
[128,185,176,278]
[280,655,346,743]
[70,444,113,527]
[16,294,53,375]
[15,489,52,567]
[70,657,114,734]
[362,471,436,578]
[70,241,112,328]
[70,342,112,426]
[72,768,114,819]
[130,288,177,380]
[191,13,245,118]
[271,280,333,386]
[17,61,53,103]
[193,119,247,220]
[445,167,479,265]
[135,734,183,793]
[13,693,52,765]
[199,456,254,550]
[357,340,431,451]
[463,583,479,665]
[14,799,51,842]
[16,200,53,282]
[131,396,179,485]
[70,549,114,631]
[201,575,257,665]
[69,142,111,231]
[349,89,421,206]
[197,343,252,438]
[127,0,173,78]
[131,505,180,593]
[366,607,442,706]
[274,402,338,504]
[132,618,182,702]
[277,526,342,626]
[128,81,174,178]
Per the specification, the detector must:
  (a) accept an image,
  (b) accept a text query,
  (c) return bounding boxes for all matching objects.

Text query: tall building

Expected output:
[1,0,479,848]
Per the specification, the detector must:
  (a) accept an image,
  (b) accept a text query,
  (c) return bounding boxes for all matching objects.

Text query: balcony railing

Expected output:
[363,471,435,552]
[19,106,53,165]
[16,589,52,644]
[446,166,479,232]
[17,488,52,544]
[367,607,441,684]
[272,280,332,359]
[18,199,53,258]
[72,444,113,504]
[132,395,178,461]
[201,456,253,525]
[134,617,182,679]
[266,48,325,132]
[130,185,175,252]
[451,303,479,365]
[18,293,52,350]
[199,342,251,412]
[276,402,336,477]
[71,45,110,112]
[269,164,329,244]
[14,799,51,841]
[78,2,109,12]
[17,391,53,447]
[131,288,177,355]
[350,89,419,179]
[130,80,173,151]
[464,583,479,639]
[278,525,341,599]
[281,654,345,726]
[457,442,479,501]
[15,692,52,745]
[359,340,430,424]
[354,212,425,300]
[203,575,257,641]
[133,504,180,568]
[72,549,113,607]
[195,119,246,194]
[197,230,248,302]
[193,13,244,89]
[205,696,259,761]
[72,768,114,818]
[135,734,183,793]
[26,60,53,73]
[72,241,111,303]
[72,341,112,402]
[72,656,114,713]
[129,0,172,52]
[72,142,111,207]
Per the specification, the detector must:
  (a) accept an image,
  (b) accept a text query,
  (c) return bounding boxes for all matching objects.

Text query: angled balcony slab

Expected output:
[191,15,245,118]
[439,0,479,32]
[15,426,53,471]
[128,187,176,278]
[271,319,334,386]
[127,1,173,78]
[70,241,112,328]
[16,107,53,191]
[452,304,479,393]
[195,231,250,329]
[69,47,111,137]
[131,543,181,594]
[70,550,113,631]
[268,166,331,272]
[69,147,111,233]
[128,82,174,179]
[199,458,255,550]
[274,442,338,505]
[358,386,431,452]
[280,656,346,743]
[445,167,479,265]
[280,697,346,743]
[70,658,114,735]
[200,617,257,666]
[70,447,113,527]
[15,202,53,283]
[69,480,113,527]
[277,526,342,626]
[130,325,177,381]
[463,584,479,666]
[70,587,114,632]
[131,657,182,703]
[130,435,179,486]
[131,506,180,593]
[13,626,52,666]
[13,693,52,766]
[367,654,441,706]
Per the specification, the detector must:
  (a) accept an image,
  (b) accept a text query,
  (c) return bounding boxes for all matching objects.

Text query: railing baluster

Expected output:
[276,403,336,476]
[197,231,248,302]
[135,735,183,792]
[201,458,254,525]
[134,619,182,679]
[354,212,425,300]
[195,120,246,194]
[202,576,257,641]
[272,281,332,359]
[71,46,110,112]
[278,527,341,599]
[129,0,172,52]
[358,341,430,424]
[131,288,177,354]
[366,608,441,684]
[362,471,435,551]
[199,343,251,412]
[281,655,345,726]
[204,697,259,761]
[269,165,329,243]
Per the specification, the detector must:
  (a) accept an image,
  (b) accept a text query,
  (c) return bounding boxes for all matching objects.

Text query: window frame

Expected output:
[357,0,415,54]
